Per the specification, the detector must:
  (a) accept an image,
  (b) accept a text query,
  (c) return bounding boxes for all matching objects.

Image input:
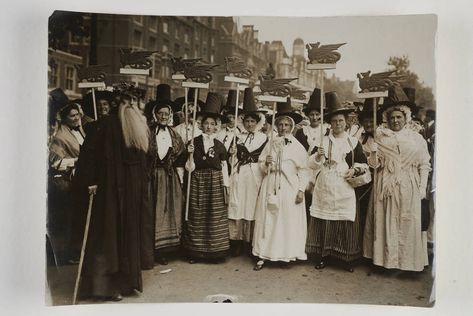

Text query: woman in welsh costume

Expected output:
[252,98,309,271]
[228,88,267,257]
[363,86,431,272]
[306,92,369,272]
[182,92,230,263]
[146,84,186,267]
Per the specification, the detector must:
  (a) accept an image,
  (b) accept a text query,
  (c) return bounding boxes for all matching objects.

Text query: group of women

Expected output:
[48,81,432,300]
[142,83,432,274]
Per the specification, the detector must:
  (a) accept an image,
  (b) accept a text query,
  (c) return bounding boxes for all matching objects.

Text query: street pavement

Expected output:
[47,253,434,307]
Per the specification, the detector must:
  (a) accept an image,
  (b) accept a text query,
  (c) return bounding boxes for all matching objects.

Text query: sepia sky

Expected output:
[238,15,437,91]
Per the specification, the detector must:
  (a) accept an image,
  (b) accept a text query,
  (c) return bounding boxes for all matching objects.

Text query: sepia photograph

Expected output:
[44,11,438,307]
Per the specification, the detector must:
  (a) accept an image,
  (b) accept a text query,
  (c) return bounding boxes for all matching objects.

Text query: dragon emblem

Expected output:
[119,48,159,69]
[306,42,346,64]
[357,71,406,93]
[224,56,252,78]
[171,57,202,74]
[112,81,146,99]
[288,86,307,100]
[183,63,219,83]
[75,64,107,82]
[258,75,298,97]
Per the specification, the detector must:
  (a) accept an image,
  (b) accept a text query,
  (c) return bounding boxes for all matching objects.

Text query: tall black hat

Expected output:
[402,87,422,115]
[380,85,416,113]
[357,98,382,122]
[221,89,238,118]
[174,87,205,112]
[324,91,354,120]
[48,88,70,125]
[302,88,324,115]
[241,88,266,114]
[267,97,302,124]
[198,92,225,120]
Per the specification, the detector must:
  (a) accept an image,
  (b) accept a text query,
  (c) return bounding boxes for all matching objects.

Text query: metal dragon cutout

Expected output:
[224,56,252,78]
[119,48,159,69]
[357,71,406,93]
[306,42,346,64]
[183,63,219,83]
[171,57,202,75]
[75,64,108,82]
[258,75,298,97]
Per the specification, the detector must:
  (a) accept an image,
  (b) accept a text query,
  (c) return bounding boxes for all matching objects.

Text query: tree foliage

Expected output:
[387,55,436,110]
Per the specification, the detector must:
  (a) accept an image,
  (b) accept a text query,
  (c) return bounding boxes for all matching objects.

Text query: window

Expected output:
[211,37,215,47]
[48,59,58,87]
[210,54,214,63]
[163,39,169,53]
[149,36,156,50]
[134,30,142,48]
[195,45,199,58]
[195,29,199,40]
[149,16,158,31]
[65,65,75,91]
[163,21,168,33]
[175,26,179,39]
[184,32,189,44]
[174,44,180,56]
[133,16,143,25]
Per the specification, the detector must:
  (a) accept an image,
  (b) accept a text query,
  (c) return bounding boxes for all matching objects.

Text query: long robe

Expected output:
[228,131,267,242]
[79,110,150,297]
[148,125,185,259]
[363,126,431,271]
[252,135,309,262]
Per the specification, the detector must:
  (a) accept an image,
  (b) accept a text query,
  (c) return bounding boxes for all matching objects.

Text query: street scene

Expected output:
[47,12,436,307]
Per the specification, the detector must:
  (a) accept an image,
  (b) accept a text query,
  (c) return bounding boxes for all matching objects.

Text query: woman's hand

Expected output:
[88,185,98,195]
[295,190,304,204]
[187,144,194,153]
[228,146,236,155]
[343,169,355,179]
[265,155,273,166]
[315,147,325,162]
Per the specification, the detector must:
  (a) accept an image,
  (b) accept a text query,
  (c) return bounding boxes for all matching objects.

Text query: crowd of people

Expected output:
[47,81,435,301]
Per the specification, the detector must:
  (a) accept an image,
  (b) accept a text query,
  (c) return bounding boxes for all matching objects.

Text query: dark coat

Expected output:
[79,111,151,297]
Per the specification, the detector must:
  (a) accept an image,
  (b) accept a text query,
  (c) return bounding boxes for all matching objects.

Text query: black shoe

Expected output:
[253,260,265,271]
[156,257,168,265]
[315,261,326,270]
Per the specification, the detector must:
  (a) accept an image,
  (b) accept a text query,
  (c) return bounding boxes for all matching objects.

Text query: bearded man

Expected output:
[78,89,151,301]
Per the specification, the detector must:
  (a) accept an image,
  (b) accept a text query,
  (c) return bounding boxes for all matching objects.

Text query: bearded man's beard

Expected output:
[119,104,150,152]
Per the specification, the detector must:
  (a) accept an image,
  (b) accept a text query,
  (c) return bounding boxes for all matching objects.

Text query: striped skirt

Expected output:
[306,203,363,262]
[182,168,229,259]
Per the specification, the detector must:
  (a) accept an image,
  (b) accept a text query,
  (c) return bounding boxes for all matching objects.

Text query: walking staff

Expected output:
[72,185,96,305]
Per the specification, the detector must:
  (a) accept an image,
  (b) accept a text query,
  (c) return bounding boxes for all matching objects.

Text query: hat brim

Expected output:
[302,107,325,116]
[267,112,303,125]
[197,112,225,121]
[324,108,355,120]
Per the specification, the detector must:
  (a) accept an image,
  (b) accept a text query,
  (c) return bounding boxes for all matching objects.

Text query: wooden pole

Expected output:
[184,87,189,143]
[91,88,98,120]
[185,89,199,221]
[372,97,378,237]
[72,190,95,305]
[229,83,240,182]
[263,101,277,239]
[319,70,324,146]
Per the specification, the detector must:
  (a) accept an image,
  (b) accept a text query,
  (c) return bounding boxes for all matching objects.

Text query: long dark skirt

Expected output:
[153,168,183,251]
[306,204,363,263]
[182,169,229,259]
